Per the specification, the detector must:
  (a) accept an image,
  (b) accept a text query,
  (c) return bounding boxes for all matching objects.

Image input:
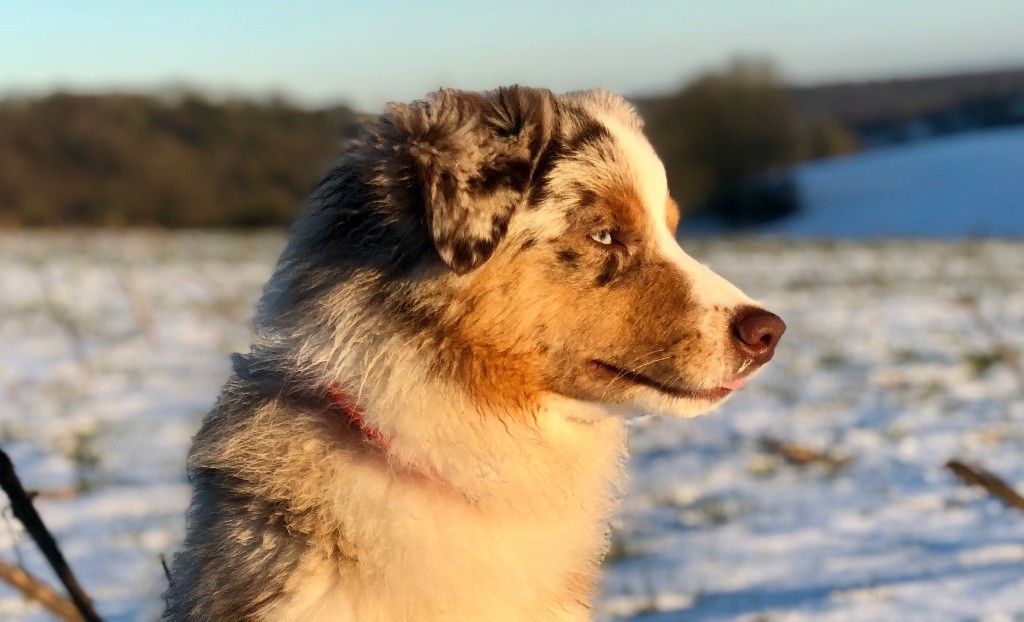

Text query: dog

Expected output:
[164,86,785,622]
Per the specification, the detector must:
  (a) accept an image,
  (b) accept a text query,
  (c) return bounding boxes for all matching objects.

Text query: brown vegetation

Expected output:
[639,60,856,223]
[0,92,358,227]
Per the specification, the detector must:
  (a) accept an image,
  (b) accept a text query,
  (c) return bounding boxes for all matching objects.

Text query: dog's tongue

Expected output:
[721,377,747,391]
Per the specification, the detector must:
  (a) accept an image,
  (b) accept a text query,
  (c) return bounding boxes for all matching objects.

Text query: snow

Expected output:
[0,231,284,622]
[3,170,1024,618]
[767,126,1024,238]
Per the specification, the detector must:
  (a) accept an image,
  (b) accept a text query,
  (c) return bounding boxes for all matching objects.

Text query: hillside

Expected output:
[766,126,1024,237]
[637,66,1024,149]
[791,67,1024,127]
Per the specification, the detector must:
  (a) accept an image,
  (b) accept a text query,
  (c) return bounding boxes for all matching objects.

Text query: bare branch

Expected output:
[0,448,103,621]
[0,560,85,622]
[760,437,850,470]
[946,459,1024,512]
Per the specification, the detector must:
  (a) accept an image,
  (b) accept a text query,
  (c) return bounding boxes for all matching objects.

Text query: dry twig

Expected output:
[0,560,85,622]
[946,459,1024,512]
[760,437,851,470]
[0,448,103,621]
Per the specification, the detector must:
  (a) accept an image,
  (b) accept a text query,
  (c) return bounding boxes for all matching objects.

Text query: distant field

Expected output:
[775,125,1024,237]
[2,232,1024,621]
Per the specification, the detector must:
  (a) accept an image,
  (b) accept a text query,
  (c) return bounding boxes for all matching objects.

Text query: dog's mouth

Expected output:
[589,360,742,401]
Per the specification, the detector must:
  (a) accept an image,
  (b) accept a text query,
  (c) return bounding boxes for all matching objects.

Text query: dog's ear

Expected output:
[386,86,557,274]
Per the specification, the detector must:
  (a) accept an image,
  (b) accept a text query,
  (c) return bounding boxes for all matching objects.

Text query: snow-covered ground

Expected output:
[0,231,284,621]
[602,238,1024,621]
[770,126,1024,237]
[2,232,1024,622]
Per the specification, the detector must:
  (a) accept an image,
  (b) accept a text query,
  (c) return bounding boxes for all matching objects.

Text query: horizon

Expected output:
[5,60,1024,114]
[4,1,1024,111]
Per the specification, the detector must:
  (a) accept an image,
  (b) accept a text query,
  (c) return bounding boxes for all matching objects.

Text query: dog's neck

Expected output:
[321,355,629,513]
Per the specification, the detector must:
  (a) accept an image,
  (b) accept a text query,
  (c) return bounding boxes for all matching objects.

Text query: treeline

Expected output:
[2,64,1022,228]
[0,69,842,229]
[792,67,1024,145]
[0,93,359,227]
[638,60,857,225]
[638,64,1024,225]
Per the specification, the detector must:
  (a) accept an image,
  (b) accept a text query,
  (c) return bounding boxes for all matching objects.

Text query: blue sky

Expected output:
[3,1,1024,111]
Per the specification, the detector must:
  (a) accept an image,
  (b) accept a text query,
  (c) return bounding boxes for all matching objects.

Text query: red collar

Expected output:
[326,385,445,481]
[327,385,391,451]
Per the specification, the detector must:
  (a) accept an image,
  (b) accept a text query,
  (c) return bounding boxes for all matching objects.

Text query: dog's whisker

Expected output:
[597,349,672,401]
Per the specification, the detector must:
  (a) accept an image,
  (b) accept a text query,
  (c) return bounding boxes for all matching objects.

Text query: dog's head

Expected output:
[281,86,784,420]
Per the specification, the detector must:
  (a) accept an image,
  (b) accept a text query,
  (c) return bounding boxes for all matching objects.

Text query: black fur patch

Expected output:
[575,185,599,209]
[565,119,611,153]
[595,255,620,286]
[556,248,581,269]
[473,157,533,195]
[449,240,480,273]
[491,210,512,240]
[526,136,565,207]
[504,158,534,194]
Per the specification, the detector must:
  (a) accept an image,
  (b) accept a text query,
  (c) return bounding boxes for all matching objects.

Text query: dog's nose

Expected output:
[730,306,786,364]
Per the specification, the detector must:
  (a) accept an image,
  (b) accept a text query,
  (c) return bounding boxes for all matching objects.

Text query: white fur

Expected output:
[262,335,627,621]
[592,106,753,314]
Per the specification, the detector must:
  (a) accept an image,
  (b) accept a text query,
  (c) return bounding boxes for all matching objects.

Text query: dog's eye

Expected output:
[589,230,614,246]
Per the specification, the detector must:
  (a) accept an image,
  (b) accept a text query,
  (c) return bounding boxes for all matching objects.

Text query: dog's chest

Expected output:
[266,438,621,622]
[268,485,604,621]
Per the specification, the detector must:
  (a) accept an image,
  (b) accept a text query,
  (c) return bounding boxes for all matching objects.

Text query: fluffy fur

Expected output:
[164,86,782,621]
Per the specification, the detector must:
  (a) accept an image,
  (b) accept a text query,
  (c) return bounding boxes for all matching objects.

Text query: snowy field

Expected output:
[2,231,1024,621]
[769,125,1024,238]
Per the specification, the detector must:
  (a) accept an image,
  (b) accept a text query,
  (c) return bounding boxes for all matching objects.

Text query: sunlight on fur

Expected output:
[164,86,784,622]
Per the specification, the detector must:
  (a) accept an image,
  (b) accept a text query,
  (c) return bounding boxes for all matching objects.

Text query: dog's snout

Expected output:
[730,306,786,364]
